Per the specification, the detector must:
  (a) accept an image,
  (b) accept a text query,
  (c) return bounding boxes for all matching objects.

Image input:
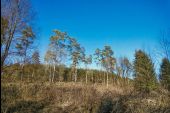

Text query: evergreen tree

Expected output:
[32,51,40,64]
[133,50,158,93]
[67,37,85,82]
[160,58,170,90]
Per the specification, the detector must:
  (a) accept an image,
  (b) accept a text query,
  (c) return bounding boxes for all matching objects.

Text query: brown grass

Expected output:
[1,81,169,113]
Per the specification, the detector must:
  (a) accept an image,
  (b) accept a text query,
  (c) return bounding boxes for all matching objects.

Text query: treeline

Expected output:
[1,0,170,94]
[3,64,123,85]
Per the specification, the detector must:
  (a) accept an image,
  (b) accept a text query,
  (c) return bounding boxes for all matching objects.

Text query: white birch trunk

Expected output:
[52,65,55,83]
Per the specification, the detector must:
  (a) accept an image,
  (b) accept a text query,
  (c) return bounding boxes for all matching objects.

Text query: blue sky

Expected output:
[31,0,170,68]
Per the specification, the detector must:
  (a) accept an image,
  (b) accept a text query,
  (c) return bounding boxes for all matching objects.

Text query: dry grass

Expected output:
[1,81,170,113]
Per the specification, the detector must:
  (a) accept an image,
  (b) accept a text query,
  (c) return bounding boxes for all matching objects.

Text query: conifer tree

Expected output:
[133,50,158,93]
[68,37,85,82]
[160,58,170,90]
[32,51,40,64]
[31,50,40,80]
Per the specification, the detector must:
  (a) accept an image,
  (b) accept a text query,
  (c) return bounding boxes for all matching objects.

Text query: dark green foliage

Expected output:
[133,50,158,93]
[7,100,46,113]
[16,27,35,54]
[32,51,40,64]
[98,97,113,113]
[3,63,118,84]
[160,58,170,90]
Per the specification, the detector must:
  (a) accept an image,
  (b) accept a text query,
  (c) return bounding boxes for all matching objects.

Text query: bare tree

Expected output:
[115,57,133,85]
[119,57,133,78]
[1,0,35,68]
[159,30,170,60]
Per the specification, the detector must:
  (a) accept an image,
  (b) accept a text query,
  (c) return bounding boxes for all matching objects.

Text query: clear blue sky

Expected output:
[31,0,170,68]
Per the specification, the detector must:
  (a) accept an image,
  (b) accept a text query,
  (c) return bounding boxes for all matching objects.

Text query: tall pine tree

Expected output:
[160,58,170,90]
[133,50,158,93]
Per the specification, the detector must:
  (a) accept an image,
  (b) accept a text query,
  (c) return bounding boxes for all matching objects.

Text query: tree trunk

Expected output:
[85,65,88,84]
[74,68,77,82]
[1,19,17,67]
[52,65,55,83]
[31,71,34,82]
[27,66,29,82]
[21,64,24,81]
[86,70,88,84]
[104,71,105,85]
[49,66,52,82]
[106,72,109,88]
[92,71,94,84]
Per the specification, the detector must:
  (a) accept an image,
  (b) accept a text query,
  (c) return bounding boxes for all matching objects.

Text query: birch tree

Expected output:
[45,30,67,83]
[44,50,56,82]
[94,46,116,87]
[83,55,92,84]
[116,57,133,78]
[116,57,133,85]
[94,48,102,83]
[102,46,116,87]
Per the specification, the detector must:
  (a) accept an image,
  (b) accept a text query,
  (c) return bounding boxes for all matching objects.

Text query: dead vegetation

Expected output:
[1,81,169,113]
